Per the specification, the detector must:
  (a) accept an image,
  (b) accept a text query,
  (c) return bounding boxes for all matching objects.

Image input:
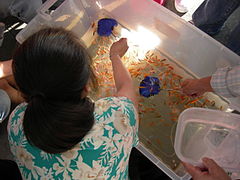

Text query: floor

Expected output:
[0,0,239,179]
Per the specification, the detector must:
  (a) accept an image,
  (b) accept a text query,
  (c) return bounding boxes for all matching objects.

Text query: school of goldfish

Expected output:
[89,35,218,169]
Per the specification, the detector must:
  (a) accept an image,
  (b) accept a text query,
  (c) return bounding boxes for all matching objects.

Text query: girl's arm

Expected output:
[110,38,137,108]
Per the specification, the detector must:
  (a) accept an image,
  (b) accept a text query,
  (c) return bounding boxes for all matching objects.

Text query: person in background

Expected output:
[0,0,43,47]
[192,0,240,55]
[7,28,138,179]
[0,0,42,22]
[184,2,240,176]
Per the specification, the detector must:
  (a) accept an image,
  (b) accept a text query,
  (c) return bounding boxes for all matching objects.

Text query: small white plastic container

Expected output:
[174,107,240,173]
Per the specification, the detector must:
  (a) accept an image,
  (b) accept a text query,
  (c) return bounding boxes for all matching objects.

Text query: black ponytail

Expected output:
[13,28,97,154]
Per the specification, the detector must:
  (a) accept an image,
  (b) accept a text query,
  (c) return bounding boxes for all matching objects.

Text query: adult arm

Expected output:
[210,66,240,98]
[181,76,213,97]
[182,66,240,98]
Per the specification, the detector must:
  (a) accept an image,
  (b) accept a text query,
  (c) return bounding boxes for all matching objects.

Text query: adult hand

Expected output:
[183,158,231,180]
[110,38,128,58]
[181,77,213,97]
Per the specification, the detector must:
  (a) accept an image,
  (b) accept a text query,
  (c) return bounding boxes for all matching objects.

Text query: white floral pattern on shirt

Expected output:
[8,97,138,180]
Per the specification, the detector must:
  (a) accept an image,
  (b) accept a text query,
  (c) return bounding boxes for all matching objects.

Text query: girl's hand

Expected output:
[110,38,128,59]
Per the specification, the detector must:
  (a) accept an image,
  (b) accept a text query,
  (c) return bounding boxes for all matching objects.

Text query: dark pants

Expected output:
[129,148,170,180]
[192,0,240,55]
[0,160,22,179]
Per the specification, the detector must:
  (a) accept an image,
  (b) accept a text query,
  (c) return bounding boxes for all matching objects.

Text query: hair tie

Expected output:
[30,92,45,101]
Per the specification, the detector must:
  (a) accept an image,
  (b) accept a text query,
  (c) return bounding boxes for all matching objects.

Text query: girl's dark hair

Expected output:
[13,28,97,154]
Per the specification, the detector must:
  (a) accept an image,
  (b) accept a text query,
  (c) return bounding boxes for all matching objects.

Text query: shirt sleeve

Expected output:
[94,97,139,147]
[210,66,240,98]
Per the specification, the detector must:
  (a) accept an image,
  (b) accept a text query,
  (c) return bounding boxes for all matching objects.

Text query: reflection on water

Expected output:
[87,32,217,173]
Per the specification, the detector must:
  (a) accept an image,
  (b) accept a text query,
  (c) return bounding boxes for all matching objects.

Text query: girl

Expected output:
[8,28,138,179]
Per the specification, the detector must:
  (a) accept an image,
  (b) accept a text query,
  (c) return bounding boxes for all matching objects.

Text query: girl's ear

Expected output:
[81,85,89,98]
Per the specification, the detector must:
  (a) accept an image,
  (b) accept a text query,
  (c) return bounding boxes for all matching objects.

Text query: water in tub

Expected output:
[79,19,227,175]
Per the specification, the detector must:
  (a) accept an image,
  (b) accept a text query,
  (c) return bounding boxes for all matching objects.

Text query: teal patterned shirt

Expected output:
[8,97,138,180]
